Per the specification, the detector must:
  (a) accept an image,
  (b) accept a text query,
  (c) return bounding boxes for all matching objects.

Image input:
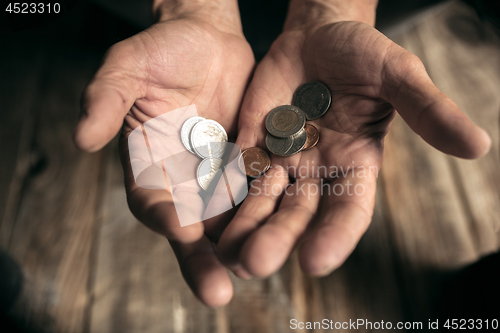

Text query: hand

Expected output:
[74,2,255,306]
[217,15,491,277]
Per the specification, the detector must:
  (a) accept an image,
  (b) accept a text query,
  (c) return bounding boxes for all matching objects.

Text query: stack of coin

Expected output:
[265,105,307,156]
[264,82,331,156]
[181,117,228,190]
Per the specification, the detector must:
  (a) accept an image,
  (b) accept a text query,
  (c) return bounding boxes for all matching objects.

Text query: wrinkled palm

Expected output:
[217,22,490,278]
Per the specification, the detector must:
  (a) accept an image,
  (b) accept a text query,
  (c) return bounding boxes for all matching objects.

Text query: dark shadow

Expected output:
[0,249,25,333]
[462,0,500,34]
[436,252,500,331]
[2,0,140,51]
[376,0,448,31]
[238,0,452,61]
[238,0,288,62]
[0,2,141,332]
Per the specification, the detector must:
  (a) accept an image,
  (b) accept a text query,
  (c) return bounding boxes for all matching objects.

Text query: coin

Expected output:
[190,119,228,158]
[265,105,306,138]
[265,133,294,156]
[282,128,307,156]
[293,82,332,120]
[181,116,205,154]
[239,147,271,177]
[197,157,223,190]
[302,124,320,151]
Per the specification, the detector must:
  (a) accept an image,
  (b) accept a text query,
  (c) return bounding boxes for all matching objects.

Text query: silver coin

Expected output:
[265,133,294,156]
[282,128,307,156]
[190,119,228,158]
[292,82,332,120]
[265,105,306,138]
[181,116,205,154]
[197,157,223,191]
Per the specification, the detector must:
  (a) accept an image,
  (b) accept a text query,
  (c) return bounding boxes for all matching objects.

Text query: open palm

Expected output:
[217,22,491,278]
[75,18,254,306]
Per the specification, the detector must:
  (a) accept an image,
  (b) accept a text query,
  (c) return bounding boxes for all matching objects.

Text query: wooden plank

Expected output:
[3,2,498,333]
[379,2,500,323]
[315,184,406,332]
[4,43,104,333]
[381,115,476,322]
[88,4,500,332]
[394,0,500,254]
[0,39,44,248]
[222,259,304,333]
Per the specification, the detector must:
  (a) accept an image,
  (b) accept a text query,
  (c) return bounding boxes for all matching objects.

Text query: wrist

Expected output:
[284,0,378,34]
[153,0,243,35]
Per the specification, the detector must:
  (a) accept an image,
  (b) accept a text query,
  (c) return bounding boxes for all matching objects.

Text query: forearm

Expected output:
[153,0,242,33]
[284,0,379,32]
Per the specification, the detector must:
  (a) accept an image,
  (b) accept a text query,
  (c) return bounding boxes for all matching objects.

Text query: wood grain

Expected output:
[222,258,304,333]
[399,1,500,254]
[0,1,499,332]
[314,185,406,332]
[0,40,45,248]
[3,43,104,333]
[381,0,500,323]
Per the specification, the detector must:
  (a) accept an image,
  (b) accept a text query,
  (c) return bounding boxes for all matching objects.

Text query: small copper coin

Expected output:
[239,147,271,177]
[302,124,320,151]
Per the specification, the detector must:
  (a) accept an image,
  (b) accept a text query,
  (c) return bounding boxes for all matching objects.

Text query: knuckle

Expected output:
[404,52,425,73]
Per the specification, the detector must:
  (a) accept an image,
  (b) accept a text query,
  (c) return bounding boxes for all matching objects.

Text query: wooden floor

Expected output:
[1,1,499,332]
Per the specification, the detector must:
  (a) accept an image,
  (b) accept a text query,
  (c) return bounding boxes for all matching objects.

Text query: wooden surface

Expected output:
[1,1,499,332]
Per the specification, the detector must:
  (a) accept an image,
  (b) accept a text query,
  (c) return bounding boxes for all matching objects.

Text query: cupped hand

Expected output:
[217,21,491,278]
[74,17,255,306]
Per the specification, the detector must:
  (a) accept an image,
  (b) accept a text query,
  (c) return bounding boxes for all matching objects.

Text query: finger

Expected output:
[170,237,233,307]
[299,168,377,276]
[239,178,322,277]
[203,150,246,242]
[224,49,303,275]
[382,48,491,159]
[203,208,237,243]
[127,187,206,243]
[120,133,205,243]
[74,43,140,152]
[217,165,290,269]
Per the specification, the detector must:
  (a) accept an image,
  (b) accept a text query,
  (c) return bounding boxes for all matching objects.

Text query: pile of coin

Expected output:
[181,117,228,190]
[264,81,331,156]
[182,82,332,185]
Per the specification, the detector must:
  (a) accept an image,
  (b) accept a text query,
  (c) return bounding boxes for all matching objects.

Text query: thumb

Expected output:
[382,50,491,159]
[74,47,139,152]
